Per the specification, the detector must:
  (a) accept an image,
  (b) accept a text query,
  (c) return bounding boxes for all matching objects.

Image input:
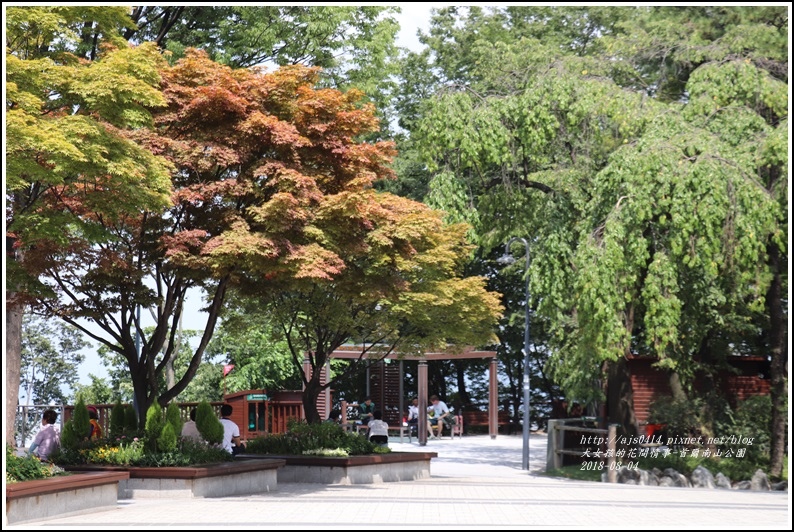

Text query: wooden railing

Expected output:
[24,398,304,446]
[267,401,303,434]
[546,419,619,483]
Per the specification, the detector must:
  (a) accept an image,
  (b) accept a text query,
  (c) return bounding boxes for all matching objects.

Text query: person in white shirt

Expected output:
[406,397,419,437]
[367,410,389,446]
[181,408,202,442]
[427,395,449,439]
[219,404,245,455]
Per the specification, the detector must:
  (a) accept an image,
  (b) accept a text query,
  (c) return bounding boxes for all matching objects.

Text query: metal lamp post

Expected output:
[499,237,531,471]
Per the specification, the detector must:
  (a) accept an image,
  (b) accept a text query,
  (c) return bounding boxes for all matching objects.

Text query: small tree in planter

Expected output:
[195,401,223,446]
[124,404,138,434]
[70,397,91,442]
[144,402,165,452]
[60,398,91,451]
[110,400,125,438]
[158,422,178,453]
[165,402,184,437]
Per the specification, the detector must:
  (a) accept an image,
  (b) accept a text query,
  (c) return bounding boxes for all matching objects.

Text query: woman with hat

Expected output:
[87,406,103,440]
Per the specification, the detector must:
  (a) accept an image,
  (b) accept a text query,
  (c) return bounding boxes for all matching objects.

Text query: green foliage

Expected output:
[165,403,184,438]
[109,400,125,438]
[648,393,781,478]
[50,437,233,467]
[70,374,122,405]
[70,398,91,444]
[195,401,223,445]
[59,421,79,451]
[124,404,139,433]
[206,311,301,394]
[157,422,178,454]
[719,395,775,465]
[246,420,378,456]
[144,402,165,452]
[402,7,788,436]
[20,315,87,405]
[648,396,709,442]
[6,445,67,483]
[635,453,783,484]
[132,440,233,467]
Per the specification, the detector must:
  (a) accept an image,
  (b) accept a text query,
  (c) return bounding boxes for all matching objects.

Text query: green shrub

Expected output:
[109,400,125,438]
[158,422,178,453]
[145,402,165,452]
[124,404,138,433]
[195,401,223,445]
[724,395,772,464]
[648,395,707,442]
[60,420,79,451]
[246,420,379,456]
[50,437,232,467]
[165,403,184,437]
[71,397,91,442]
[6,445,67,483]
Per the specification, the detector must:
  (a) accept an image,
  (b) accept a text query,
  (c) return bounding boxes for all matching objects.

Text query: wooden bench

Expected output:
[462,411,516,434]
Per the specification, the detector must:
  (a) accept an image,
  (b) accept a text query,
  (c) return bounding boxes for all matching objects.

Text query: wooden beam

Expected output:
[330,346,497,361]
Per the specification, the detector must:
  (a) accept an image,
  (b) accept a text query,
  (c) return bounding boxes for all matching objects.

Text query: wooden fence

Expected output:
[16,397,305,447]
[546,418,619,483]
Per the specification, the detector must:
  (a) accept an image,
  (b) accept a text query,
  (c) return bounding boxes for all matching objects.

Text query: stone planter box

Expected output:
[238,451,436,485]
[64,459,285,499]
[6,471,129,525]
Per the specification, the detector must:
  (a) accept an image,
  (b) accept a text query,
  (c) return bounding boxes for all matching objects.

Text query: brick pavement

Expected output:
[6,434,790,529]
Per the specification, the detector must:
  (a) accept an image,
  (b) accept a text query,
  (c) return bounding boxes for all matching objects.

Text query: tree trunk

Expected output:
[454,361,473,408]
[668,371,687,402]
[5,298,24,447]
[606,357,639,438]
[766,244,787,478]
[302,374,323,424]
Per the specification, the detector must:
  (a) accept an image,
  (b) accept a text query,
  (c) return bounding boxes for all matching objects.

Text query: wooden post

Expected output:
[607,424,618,483]
[488,358,498,439]
[418,361,428,446]
[546,419,561,471]
[398,360,404,425]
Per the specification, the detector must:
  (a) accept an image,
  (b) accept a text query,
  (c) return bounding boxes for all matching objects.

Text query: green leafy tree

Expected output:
[20,316,87,405]
[205,308,301,395]
[122,6,402,136]
[405,6,787,474]
[195,401,223,445]
[70,375,121,405]
[5,5,172,445]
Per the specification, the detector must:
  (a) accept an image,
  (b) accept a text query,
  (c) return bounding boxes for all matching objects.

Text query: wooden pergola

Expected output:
[320,345,499,446]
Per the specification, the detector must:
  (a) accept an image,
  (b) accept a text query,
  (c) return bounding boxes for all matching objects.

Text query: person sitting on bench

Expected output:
[406,397,419,437]
[358,396,376,424]
[427,395,450,439]
[368,410,389,446]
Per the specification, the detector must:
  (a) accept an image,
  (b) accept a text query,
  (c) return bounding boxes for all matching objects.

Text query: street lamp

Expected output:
[498,237,531,471]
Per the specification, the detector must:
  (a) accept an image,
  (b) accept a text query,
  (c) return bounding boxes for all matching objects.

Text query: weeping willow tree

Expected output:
[405,6,787,475]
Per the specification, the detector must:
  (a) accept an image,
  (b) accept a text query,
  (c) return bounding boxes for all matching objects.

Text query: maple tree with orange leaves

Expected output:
[26,49,501,423]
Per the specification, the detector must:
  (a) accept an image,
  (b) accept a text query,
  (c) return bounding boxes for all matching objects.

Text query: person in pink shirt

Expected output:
[29,409,60,461]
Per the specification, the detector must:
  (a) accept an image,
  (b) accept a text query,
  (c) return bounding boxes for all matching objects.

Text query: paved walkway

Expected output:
[7,434,790,529]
